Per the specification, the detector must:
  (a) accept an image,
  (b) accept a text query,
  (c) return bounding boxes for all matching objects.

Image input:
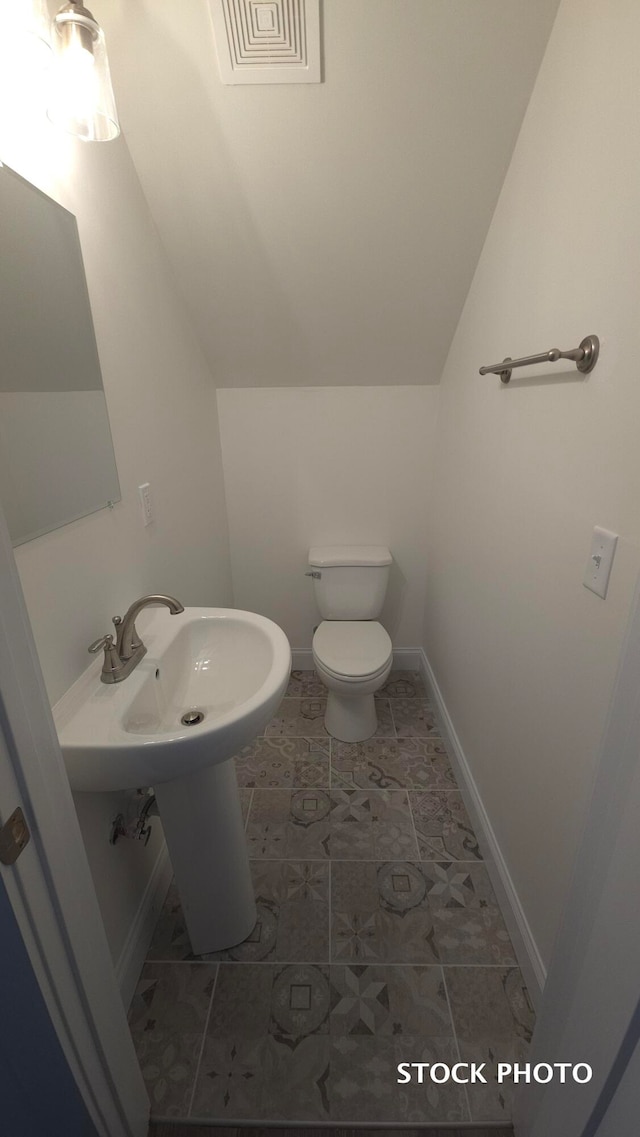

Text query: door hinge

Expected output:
[0,807,31,865]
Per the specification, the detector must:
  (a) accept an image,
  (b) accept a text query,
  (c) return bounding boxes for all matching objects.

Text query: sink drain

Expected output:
[181,709,205,727]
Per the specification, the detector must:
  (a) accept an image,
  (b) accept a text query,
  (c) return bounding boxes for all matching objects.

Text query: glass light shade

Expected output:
[0,0,53,70]
[47,3,119,141]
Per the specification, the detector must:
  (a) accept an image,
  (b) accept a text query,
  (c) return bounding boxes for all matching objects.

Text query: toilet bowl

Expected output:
[312,620,393,742]
[307,545,393,742]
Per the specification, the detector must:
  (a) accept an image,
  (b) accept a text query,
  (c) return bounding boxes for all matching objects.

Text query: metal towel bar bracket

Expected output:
[479,334,599,384]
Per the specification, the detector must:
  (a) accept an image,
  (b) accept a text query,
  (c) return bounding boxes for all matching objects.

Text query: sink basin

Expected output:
[56,607,291,792]
[55,606,291,954]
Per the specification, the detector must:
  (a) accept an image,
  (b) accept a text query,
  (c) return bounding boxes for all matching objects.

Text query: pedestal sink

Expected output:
[55,608,291,954]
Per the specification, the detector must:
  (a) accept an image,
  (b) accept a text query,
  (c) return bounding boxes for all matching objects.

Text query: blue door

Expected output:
[0,871,98,1137]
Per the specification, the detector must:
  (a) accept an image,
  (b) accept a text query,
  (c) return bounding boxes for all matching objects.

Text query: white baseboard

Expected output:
[115,841,172,1010]
[419,648,546,1008]
[391,648,423,671]
[291,647,423,671]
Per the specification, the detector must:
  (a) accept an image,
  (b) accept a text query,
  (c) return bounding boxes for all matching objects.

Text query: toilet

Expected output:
[308,545,393,742]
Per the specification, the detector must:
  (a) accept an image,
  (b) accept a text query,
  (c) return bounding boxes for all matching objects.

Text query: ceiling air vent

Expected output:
[210,0,321,84]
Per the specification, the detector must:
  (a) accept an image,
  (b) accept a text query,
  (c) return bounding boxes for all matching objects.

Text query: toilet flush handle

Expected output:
[305,571,322,580]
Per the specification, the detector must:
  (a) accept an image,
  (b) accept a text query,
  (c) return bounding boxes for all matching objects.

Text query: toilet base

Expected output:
[325,690,378,742]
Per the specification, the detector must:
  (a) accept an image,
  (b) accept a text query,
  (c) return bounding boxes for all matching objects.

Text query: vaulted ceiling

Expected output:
[102,0,561,387]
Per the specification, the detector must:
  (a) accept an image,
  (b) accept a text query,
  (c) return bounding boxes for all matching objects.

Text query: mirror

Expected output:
[0,163,121,546]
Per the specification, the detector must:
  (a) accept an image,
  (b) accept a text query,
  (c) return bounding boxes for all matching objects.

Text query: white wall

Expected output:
[0,46,232,964]
[217,386,438,650]
[103,0,559,389]
[423,0,640,969]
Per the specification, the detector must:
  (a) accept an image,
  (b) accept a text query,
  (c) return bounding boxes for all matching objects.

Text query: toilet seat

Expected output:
[312,621,392,681]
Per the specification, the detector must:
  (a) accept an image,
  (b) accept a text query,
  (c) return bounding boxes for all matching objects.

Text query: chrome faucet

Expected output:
[89,594,184,683]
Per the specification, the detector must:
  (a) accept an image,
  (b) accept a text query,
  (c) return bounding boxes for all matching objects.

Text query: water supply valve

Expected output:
[109,788,157,845]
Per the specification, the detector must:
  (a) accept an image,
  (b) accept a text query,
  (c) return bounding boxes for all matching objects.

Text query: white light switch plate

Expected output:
[138,482,153,527]
[583,526,618,599]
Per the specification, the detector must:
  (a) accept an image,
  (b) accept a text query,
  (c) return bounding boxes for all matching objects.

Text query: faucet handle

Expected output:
[88,633,122,682]
[88,633,115,654]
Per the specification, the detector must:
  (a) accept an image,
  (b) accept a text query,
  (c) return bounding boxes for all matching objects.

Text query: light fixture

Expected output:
[47,0,119,142]
[0,0,52,71]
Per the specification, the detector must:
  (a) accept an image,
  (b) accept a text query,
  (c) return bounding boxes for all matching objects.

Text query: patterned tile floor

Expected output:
[130,672,534,1126]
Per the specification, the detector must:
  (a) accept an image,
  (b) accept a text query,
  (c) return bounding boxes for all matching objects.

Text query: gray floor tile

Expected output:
[331,860,438,964]
[191,961,471,1124]
[286,668,429,701]
[205,861,329,963]
[445,967,535,1123]
[327,1035,401,1122]
[330,860,515,967]
[192,963,333,1122]
[147,881,192,961]
[210,962,332,1041]
[264,698,329,737]
[262,1034,332,1121]
[143,672,525,1127]
[148,864,329,964]
[369,697,396,737]
[264,695,396,741]
[330,963,451,1037]
[390,698,441,736]
[329,790,418,860]
[190,1035,269,1120]
[235,736,330,788]
[128,962,215,1118]
[410,790,483,860]
[377,670,430,699]
[286,670,326,698]
[239,787,252,824]
[246,788,332,859]
[422,861,516,965]
[393,1034,471,1123]
[206,962,276,1038]
[328,1033,469,1124]
[332,737,456,791]
[246,788,418,861]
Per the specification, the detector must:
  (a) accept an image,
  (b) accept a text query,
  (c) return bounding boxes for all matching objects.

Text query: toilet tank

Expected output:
[308,546,392,620]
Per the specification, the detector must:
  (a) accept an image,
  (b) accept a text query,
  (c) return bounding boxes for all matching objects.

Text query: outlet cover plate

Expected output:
[583,526,618,599]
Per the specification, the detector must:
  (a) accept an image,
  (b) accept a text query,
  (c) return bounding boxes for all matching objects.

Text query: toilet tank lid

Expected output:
[308,545,392,568]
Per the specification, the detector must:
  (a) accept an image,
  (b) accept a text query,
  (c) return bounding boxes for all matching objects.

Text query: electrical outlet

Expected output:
[583,526,618,599]
[138,482,153,527]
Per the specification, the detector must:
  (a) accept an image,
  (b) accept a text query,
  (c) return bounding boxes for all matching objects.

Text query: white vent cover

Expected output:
[210,0,321,84]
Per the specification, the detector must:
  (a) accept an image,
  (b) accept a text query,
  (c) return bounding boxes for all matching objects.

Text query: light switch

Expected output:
[138,482,153,527]
[583,527,618,599]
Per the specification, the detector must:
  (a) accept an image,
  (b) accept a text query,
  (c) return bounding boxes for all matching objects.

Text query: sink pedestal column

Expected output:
[155,758,256,955]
